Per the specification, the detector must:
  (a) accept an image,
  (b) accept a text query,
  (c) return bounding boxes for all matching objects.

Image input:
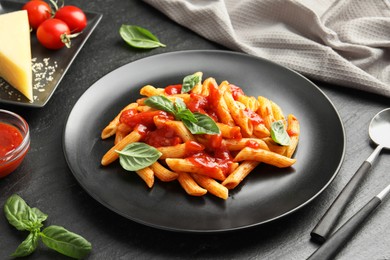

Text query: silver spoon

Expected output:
[311,108,390,243]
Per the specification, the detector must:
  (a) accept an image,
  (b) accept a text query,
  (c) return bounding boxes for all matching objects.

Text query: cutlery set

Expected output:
[309,108,390,259]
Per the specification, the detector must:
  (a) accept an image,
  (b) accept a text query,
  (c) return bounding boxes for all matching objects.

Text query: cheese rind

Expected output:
[0,10,33,101]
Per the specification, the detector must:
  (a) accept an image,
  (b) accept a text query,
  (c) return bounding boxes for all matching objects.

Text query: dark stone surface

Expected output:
[1,1,389,259]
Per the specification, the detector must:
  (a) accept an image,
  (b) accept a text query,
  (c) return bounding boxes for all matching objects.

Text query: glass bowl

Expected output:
[0,109,30,178]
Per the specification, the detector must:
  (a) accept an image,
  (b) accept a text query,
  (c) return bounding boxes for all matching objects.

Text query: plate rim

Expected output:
[63,49,346,233]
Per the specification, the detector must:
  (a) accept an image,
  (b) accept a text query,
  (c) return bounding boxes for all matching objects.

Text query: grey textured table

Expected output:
[1,1,389,259]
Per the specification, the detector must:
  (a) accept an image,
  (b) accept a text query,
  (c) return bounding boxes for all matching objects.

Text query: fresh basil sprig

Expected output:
[181,73,202,93]
[270,120,291,146]
[116,142,162,171]
[144,96,220,135]
[183,112,221,135]
[119,24,166,49]
[144,95,176,114]
[4,194,92,259]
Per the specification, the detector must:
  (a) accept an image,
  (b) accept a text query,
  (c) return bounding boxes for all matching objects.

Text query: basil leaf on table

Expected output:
[41,225,92,259]
[117,142,162,171]
[11,231,39,257]
[270,120,291,146]
[183,112,220,135]
[119,24,166,49]
[4,194,47,231]
[4,194,92,259]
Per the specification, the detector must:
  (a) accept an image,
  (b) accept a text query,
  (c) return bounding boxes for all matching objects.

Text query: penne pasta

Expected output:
[234,147,296,168]
[286,114,300,158]
[191,173,228,200]
[215,81,235,126]
[237,95,259,112]
[140,85,165,97]
[252,123,270,139]
[270,101,286,125]
[216,123,242,139]
[165,158,226,181]
[177,172,207,196]
[114,129,127,145]
[262,137,287,155]
[101,103,138,139]
[100,72,299,199]
[222,161,260,189]
[224,89,253,137]
[163,120,196,142]
[257,96,275,130]
[136,167,154,188]
[101,129,142,166]
[223,138,269,151]
[150,161,178,182]
[157,141,204,159]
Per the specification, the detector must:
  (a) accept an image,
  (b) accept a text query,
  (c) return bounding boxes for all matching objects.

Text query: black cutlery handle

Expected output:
[311,161,371,243]
[307,196,381,260]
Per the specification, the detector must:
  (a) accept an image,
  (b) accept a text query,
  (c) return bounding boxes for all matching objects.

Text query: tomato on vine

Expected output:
[22,0,52,30]
[36,18,73,50]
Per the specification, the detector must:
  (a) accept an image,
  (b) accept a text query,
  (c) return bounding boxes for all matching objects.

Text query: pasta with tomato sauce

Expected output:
[101,72,300,199]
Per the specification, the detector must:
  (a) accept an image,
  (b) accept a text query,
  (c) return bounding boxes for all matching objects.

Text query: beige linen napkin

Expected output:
[143,0,390,97]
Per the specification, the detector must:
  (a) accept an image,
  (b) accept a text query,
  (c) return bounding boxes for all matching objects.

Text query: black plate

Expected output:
[63,50,345,233]
[0,0,102,107]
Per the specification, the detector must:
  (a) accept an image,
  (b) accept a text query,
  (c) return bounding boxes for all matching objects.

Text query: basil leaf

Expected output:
[181,73,202,93]
[144,95,176,114]
[31,207,48,224]
[271,120,291,146]
[183,113,220,135]
[119,25,166,49]
[11,231,39,257]
[41,225,92,259]
[116,142,162,171]
[176,109,197,122]
[174,98,187,112]
[4,194,47,231]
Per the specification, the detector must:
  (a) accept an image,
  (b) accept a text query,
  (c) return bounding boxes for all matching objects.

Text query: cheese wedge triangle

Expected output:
[0,10,33,101]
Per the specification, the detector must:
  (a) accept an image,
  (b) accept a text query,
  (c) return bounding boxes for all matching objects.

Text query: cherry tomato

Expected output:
[22,0,52,30]
[36,19,71,50]
[54,5,87,33]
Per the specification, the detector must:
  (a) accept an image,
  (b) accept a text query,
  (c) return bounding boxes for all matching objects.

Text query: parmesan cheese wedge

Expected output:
[0,10,33,101]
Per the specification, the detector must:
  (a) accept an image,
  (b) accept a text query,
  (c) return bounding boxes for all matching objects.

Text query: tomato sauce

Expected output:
[184,141,205,156]
[187,133,233,177]
[243,108,264,127]
[287,129,298,137]
[165,84,182,95]
[188,151,233,177]
[246,140,260,149]
[134,124,149,138]
[185,93,218,121]
[229,84,244,100]
[187,93,208,113]
[144,126,182,147]
[0,122,28,177]
[0,122,23,159]
[120,109,169,129]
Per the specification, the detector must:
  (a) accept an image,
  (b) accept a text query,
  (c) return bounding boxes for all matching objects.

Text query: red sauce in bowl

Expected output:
[0,111,30,178]
[0,122,24,158]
